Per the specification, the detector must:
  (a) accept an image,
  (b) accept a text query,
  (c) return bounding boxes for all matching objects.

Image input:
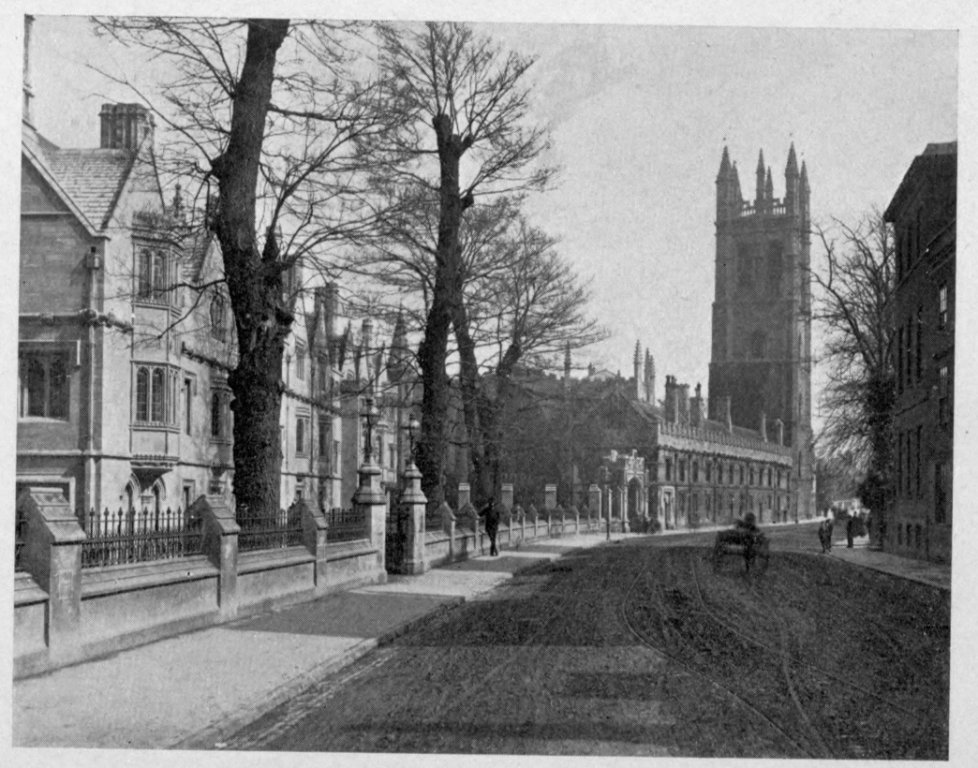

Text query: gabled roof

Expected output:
[44,148,138,230]
[21,141,101,237]
[179,227,216,283]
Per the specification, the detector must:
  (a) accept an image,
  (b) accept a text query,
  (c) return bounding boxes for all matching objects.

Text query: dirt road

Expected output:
[222,528,949,758]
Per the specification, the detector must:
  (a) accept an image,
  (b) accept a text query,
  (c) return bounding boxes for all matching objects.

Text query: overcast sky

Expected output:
[21,8,960,410]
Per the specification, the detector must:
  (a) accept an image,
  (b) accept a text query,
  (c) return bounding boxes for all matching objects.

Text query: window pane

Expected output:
[151,368,164,421]
[26,357,46,416]
[48,354,68,419]
[136,367,149,422]
[211,393,222,437]
[152,252,165,299]
[138,250,151,297]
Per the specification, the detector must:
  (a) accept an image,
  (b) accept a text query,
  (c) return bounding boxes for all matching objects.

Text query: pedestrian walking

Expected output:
[846,513,855,548]
[479,497,500,556]
[818,515,834,553]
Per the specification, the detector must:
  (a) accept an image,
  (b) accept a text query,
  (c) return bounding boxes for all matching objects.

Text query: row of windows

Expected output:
[673,490,784,517]
[663,456,785,489]
[895,211,923,281]
[896,283,950,396]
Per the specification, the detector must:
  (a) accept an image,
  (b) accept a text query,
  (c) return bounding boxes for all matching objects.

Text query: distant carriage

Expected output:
[711,515,770,573]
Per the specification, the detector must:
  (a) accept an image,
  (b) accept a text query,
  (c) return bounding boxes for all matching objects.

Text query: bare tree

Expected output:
[372,22,557,505]
[811,208,895,519]
[93,17,396,517]
[453,217,606,500]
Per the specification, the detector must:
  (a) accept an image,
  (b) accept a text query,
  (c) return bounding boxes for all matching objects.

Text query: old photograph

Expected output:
[7,1,969,764]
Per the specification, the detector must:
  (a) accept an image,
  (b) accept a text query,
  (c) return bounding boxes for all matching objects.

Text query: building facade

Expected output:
[18,85,412,518]
[546,348,795,531]
[709,144,816,520]
[883,142,956,563]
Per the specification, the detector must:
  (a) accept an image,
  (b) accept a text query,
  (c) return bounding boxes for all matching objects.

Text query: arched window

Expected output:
[136,367,149,421]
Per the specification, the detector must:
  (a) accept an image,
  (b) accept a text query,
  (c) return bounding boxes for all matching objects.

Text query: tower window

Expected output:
[938,284,948,329]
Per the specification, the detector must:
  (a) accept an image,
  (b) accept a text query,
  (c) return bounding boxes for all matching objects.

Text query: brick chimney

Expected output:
[721,396,733,433]
[760,411,768,441]
[99,103,154,150]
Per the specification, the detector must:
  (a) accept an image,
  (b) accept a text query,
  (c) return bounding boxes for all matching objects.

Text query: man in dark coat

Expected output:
[818,515,834,553]
[479,497,500,556]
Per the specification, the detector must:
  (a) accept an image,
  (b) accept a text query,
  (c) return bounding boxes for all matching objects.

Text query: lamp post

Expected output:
[362,394,379,465]
[403,414,420,471]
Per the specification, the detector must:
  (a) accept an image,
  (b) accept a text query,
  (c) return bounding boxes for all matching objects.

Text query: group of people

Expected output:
[818,508,870,553]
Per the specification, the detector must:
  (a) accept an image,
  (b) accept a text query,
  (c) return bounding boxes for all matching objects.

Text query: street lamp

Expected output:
[362,394,379,464]
[402,414,420,471]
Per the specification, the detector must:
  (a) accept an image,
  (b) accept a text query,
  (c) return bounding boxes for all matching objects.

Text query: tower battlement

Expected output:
[709,142,815,520]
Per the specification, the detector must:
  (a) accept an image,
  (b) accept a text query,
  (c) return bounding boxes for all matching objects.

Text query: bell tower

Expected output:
[709,143,814,519]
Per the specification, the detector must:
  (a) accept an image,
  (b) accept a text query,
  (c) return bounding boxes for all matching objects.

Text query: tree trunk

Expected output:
[416,113,471,508]
[452,300,487,500]
[210,19,290,520]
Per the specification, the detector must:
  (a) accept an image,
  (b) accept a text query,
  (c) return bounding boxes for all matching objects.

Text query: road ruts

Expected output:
[617,550,813,758]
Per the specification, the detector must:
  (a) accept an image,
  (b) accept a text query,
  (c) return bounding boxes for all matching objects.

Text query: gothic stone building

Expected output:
[18,86,412,518]
[884,142,955,563]
[709,144,816,520]
[561,347,795,531]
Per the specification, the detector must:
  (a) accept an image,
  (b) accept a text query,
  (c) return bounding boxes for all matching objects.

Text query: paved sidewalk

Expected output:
[12,532,628,751]
[12,524,951,752]
[826,538,951,591]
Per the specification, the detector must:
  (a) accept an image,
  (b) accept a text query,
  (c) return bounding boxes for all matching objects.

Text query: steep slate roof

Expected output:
[43,148,137,230]
[179,227,216,282]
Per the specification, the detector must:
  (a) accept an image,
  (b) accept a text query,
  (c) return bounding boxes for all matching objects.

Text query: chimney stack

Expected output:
[760,411,768,441]
[690,383,705,428]
[678,383,690,423]
[664,375,678,423]
[99,103,154,151]
[722,396,733,433]
[774,418,784,446]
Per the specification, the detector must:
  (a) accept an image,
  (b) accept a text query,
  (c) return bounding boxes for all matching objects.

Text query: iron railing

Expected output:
[79,506,204,568]
[326,507,367,543]
[236,504,304,552]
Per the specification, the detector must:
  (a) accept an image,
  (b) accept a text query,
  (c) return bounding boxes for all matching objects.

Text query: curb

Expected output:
[826,551,950,591]
[170,595,466,750]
